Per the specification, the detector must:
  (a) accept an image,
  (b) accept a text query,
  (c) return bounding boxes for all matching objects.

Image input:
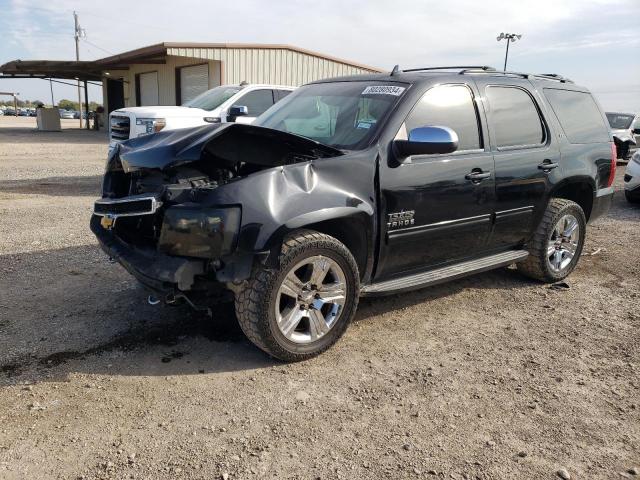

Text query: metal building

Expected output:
[0,42,382,114]
[99,42,382,113]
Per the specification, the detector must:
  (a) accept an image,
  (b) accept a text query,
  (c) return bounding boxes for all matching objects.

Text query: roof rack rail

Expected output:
[386,66,574,83]
[459,69,529,79]
[402,65,495,73]
[457,69,575,83]
[535,73,574,83]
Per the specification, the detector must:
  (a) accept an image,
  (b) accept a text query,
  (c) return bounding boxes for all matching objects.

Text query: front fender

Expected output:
[200,149,378,275]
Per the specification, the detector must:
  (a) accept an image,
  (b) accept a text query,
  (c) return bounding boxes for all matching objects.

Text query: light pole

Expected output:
[496,33,522,71]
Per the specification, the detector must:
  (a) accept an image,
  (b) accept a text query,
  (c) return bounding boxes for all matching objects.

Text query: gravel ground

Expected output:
[0,116,639,480]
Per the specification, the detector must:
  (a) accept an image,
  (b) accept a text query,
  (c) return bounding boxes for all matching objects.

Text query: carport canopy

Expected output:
[0,60,110,81]
[0,45,170,81]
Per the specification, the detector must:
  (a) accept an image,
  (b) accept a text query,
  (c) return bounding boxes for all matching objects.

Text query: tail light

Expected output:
[607,142,617,187]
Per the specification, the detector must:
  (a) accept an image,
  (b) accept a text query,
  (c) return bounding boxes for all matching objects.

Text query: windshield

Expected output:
[254,81,407,149]
[606,113,635,129]
[183,86,242,110]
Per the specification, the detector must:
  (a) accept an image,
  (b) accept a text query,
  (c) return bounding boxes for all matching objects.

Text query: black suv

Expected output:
[92,66,615,361]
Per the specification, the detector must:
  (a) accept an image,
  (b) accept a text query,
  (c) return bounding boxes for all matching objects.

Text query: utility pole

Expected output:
[503,38,510,71]
[74,11,83,128]
[496,33,522,71]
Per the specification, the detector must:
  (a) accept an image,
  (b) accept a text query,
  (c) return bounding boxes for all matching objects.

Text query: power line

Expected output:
[82,38,114,56]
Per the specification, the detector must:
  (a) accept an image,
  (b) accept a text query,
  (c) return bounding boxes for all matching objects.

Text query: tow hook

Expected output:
[147,295,161,305]
[173,292,212,316]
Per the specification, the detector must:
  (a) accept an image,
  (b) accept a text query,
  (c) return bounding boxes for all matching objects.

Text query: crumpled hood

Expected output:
[113,105,210,119]
[117,123,344,172]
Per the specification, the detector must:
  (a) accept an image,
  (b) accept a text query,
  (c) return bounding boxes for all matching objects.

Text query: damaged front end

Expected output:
[91,122,374,307]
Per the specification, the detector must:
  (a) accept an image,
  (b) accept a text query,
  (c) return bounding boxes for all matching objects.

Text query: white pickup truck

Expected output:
[109,83,294,147]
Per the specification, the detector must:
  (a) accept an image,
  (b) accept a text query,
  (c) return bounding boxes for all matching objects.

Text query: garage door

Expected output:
[180,64,209,104]
[139,71,159,106]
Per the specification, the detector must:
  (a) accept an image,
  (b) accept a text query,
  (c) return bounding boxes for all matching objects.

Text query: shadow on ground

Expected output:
[0,175,103,197]
[0,127,108,145]
[0,242,538,384]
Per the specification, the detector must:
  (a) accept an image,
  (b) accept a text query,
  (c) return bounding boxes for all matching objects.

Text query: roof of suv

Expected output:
[228,83,296,90]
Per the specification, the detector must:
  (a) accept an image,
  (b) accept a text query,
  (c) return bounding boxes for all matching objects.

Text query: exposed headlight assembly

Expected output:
[158,206,241,258]
[136,117,166,135]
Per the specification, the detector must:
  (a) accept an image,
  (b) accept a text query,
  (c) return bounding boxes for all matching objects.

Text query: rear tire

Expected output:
[235,229,359,361]
[517,199,586,283]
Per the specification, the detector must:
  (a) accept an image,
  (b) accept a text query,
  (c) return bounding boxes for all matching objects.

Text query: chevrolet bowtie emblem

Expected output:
[100,215,116,230]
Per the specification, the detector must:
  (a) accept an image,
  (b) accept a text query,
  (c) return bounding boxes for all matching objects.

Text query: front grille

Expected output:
[94,195,161,217]
[110,115,130,141]
[624,174,632,183]
[94,195,163,248]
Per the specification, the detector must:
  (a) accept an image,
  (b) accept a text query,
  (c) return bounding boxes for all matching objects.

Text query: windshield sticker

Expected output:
[362,85,406,96]
[356,121,374,129]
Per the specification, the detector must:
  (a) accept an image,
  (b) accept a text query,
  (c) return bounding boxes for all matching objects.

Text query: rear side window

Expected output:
[404,84,481,151]
[543,88,610,144]
[485,86,545,148]
[237,89,275,116]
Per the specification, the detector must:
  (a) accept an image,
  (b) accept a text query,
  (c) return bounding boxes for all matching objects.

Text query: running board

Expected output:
[361,250,529,296]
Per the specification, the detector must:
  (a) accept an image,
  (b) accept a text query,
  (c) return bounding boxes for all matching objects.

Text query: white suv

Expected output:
[109,83,295,147]
[625,150,640,203]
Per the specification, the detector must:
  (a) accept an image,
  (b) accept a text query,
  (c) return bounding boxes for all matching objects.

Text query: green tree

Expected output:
[58,99,79,110]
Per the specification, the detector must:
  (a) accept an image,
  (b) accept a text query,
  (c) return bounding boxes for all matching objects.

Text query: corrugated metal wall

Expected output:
[104,57,221,107]
[166,47,378,86]
[103,47,378,108]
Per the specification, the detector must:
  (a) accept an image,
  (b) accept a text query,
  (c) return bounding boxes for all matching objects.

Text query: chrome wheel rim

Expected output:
[547,214,580,273]
[275,255,347,344]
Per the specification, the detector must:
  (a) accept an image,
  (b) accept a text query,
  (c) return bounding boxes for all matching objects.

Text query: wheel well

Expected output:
[302,216,370,281]
[552,182,594,220]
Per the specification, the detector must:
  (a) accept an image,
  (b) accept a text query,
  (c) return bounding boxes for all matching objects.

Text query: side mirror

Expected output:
[393,126,459,161]
[633,128,640,135]
[227,105,248,122]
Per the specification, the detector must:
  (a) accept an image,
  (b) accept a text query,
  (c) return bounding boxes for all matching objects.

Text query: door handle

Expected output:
[465,170,491,182]
[538,160,559,172]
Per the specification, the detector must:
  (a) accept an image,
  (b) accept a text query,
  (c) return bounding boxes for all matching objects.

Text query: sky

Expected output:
[0,0,638,112]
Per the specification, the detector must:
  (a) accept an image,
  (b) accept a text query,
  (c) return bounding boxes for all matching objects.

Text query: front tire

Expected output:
[517,198,586,283]
[235,230,359,361]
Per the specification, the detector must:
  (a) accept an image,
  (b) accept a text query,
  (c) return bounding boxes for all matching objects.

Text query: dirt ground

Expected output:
[0,116,638,480]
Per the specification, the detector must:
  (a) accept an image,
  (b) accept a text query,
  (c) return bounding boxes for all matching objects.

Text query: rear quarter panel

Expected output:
[534,84,611,192]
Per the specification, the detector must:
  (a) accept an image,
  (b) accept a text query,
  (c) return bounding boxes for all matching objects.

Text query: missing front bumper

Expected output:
[90,215,205,292]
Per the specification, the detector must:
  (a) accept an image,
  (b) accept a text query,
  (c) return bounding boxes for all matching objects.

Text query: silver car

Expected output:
[59,109,76,119]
